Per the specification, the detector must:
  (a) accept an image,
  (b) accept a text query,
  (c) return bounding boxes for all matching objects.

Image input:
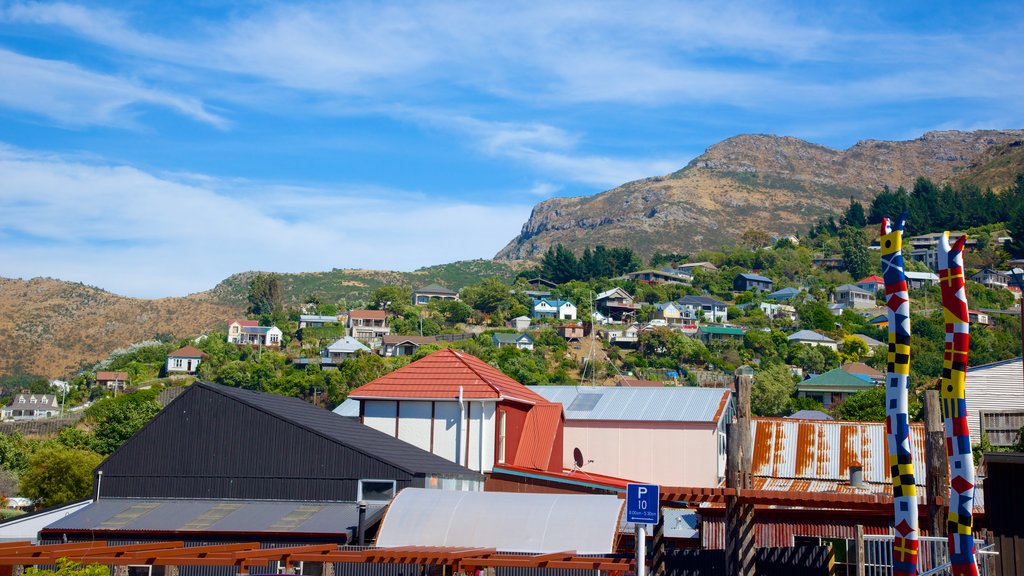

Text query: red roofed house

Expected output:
[854,275,884,294]
[347,348,564,474]
[226,319,259,344]
[347,309,390,345]
[165,346,207,375]
[95,371,129,391]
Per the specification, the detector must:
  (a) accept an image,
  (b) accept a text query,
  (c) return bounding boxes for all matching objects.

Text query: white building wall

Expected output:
[965,359,1024,445]
[397,401,432,452]
[432,402,460,463]
[363,400,397,435]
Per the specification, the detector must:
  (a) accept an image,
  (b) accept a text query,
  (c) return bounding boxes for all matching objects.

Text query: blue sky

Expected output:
[0,1,1021,297]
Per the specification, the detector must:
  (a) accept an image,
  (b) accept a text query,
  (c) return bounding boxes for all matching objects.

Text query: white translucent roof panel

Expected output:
[376,488,624,554]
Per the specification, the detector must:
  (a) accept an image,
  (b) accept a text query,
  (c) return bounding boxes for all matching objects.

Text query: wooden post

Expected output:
[165,566,180,576]
[854,524,866,576]
[736,374,753,490]
[924,390,948,536]
[725,421,756,576]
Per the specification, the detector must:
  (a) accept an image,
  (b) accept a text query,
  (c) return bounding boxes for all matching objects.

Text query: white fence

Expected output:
[861,535,996,576]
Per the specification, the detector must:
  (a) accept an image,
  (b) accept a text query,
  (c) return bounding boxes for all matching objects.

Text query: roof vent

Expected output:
[849,461,864,488]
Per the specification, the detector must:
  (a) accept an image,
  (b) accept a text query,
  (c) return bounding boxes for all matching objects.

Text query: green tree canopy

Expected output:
[247,273,283,316]
[751,363,797,417]
[19,445,102,508]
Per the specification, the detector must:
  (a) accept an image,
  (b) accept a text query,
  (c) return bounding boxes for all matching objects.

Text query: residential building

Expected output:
[795,367,878,407]
[698,325,745,344]
[346,348,565,474]
[867,314,888,329]
[972,269,1011,290]
[525,277,558,290]
[907,232,977,271]
[854,275,885,294]
[412,284,459,305]
[507,316,530,331]
[618,269,690,285]
[380,335,438,357]
[603,323,640,346]
[591,310,611,325]
[969,309,991,326]
[787,329,838,350]
[2,393,59,420]
[674,261,719,275]
[905,270,939,290]
[827,302,847,316]
[95,371,129,391]
[232,325,283,347]
[530,385,733,487]
[226,319,258,343]
[811,256,845,270]
[558,323,584,340]
[42,381,483,546]
[677,295,728,323]
[323,336,371,363]
[764,287,802,301]
[851,333,885,352]
[348,309,390,343]
[757,302,797,321]
[733,272,773,292]
[836,284,876,309]
[531,298,577,320]
[594,287,639,321]
[652,302,685,328]
[492,332,535,350]
[965,357,1024,446]
[840,361,885,383]
[298,314,339,328]
[165,345,206,374]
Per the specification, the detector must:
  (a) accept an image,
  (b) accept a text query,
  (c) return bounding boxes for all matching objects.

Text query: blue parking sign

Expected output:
[626,483,659,524]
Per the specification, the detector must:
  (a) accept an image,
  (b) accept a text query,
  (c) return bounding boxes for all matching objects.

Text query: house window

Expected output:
[173,358,183,368]
[498,410,507,464]
[18,397,25,404]
[358,479,397,502]
[269,334,279,344]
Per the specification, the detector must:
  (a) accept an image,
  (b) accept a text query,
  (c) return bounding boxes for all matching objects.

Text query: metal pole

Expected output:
[635,523,647,576]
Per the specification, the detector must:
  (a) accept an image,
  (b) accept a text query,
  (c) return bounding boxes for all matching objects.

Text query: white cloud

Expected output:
[0,48,227,128]
[0,145,531,297]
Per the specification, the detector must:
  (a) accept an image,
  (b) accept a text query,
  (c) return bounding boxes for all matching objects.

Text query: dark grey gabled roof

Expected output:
[677,295,728,308]
[195,382,481,479]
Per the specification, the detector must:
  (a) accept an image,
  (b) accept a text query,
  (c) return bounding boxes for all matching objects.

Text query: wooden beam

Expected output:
[529,550,576,563]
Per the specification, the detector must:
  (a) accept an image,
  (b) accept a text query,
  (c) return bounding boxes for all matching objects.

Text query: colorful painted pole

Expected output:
[880,216,919,576]
[937,232,979,576]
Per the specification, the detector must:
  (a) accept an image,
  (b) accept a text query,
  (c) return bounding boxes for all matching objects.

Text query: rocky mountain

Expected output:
[0,277,243,379]
[496,130,1024,260]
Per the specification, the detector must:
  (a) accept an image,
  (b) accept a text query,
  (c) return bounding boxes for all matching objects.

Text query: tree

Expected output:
[247,273,283,316]
[741,229,772,249]
[751,364,797,416]
[840,226,872,280]
[87,395,161,455]
[839,336,870,364]
[25,558,108,576]
[841,198,867,228]
[369,285,411,315]
[19,445,102,507]
[435,300,473,324]
[834,386,923,422]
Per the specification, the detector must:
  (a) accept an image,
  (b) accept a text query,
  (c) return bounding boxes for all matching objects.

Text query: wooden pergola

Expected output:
[0,541,634,574]
[647,485,909,511]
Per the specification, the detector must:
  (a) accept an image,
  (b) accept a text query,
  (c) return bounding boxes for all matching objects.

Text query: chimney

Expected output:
[849,461,864,488]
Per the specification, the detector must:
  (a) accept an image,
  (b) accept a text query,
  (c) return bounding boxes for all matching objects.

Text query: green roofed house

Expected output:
[796,367,879,408]
[492,332,535,351]
[698,325,745,344]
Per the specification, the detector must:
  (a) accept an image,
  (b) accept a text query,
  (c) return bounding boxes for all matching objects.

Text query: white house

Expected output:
[2,393,60,420]
[165,345,206,375]
[836,284,876,310]
[677,295,728,323]
[493,332,535,350]
[226,319,258,343]
[531,299,577,320]
[232,325,283,347]
[509,316,532,331]
[787,329,838,350]
[972,269,1011,290]
[322,336,371,364]
[758,302,798,321]
[905,271,940,290]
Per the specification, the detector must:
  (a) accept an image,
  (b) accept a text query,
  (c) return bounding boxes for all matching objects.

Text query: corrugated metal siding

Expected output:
[966,358,1024,445]
[751,418,926,487]
[700,514,894,549]
[530,386,730,423]
[98,384,479,501]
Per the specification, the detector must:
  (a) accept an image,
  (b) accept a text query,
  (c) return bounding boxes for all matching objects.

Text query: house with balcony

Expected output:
[323,336,371,364]
[836,284,876,309]
[298,315,340,328]
[594,287,639,322]
[348,309,390,344]
[652,302,686,328]
[698,325,745,344]
[972,269,1011,290]
[676,295,728,323]
[226,319,258,343]
[531,298,577,320]
[412,284,459,306]
[233,325,283,347]
[854,275,884,294]
[787,329,838,350]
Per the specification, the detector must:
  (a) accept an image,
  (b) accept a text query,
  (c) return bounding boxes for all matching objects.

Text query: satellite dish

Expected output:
[573,447,585,469]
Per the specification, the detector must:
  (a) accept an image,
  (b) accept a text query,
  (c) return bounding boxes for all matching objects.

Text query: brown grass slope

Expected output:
[0,277,244,379]
[496,130,1024,260]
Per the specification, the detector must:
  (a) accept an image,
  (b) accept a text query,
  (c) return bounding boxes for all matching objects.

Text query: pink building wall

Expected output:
[562,420,723,487]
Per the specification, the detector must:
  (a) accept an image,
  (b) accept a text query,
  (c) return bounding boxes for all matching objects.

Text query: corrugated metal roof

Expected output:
[965,356,1024,445]
[797,367,876,391]
[349,348,548,405]
[530,386,731,423]
[43,498,385,536]
[787,330,836,343]
[375,488,623,554]
[751,418,926,487]
[333,398,359,417]
[325,336,371,353]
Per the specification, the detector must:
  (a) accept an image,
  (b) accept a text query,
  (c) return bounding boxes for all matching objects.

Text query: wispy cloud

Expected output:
[0,48,227,129]
[0,144,531,297]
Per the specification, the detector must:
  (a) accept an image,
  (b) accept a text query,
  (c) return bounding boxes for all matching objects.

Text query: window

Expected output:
[173,358,183,368]
[358,479,396,502]
[498,411,507,464]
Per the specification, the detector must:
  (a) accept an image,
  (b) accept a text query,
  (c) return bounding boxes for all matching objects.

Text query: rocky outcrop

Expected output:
[496,130,1024,260]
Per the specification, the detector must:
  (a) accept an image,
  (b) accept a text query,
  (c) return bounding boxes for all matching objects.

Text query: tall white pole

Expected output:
[635,523,647,576]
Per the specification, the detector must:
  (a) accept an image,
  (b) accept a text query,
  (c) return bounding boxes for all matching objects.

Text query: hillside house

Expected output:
[345,348,565,474]
[412,284,459,305]
[594,287,639,321]
[95,371,129,391]
[796,367,878,408]
[348,309,390,343]
[787,329,838,350]
[764,287,802,301]
[905,270,939,290]
[298,314,339,328]
[675,261,719,275]
[558,323,585,341]
[492,332,535,350]
[165,345,206,375]
[323,336,371,364]
[677,295,728,323]
[2,393,59,420]
[972,268,1011,290]
[733,272,773,292]
[603,323,640,346]
[811,256,845,270]
[530,386,733,487]
[969,309,992,326]
[619,269,690,285]
[226,319,258,343]
[509,316,531,331]
[42,381,483,546]
[851,333,885,353]
[233,325,283,347]
[836,283,876,309]
[840,361,884,382]
[531,298,577,320]
[698,325,745,344]
[652,302,685,328]
[855,275,884,294]
[757,302,797,321]
[380,335,437,357]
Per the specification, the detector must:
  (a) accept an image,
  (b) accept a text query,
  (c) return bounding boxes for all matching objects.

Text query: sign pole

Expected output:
[635,523,647,576]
